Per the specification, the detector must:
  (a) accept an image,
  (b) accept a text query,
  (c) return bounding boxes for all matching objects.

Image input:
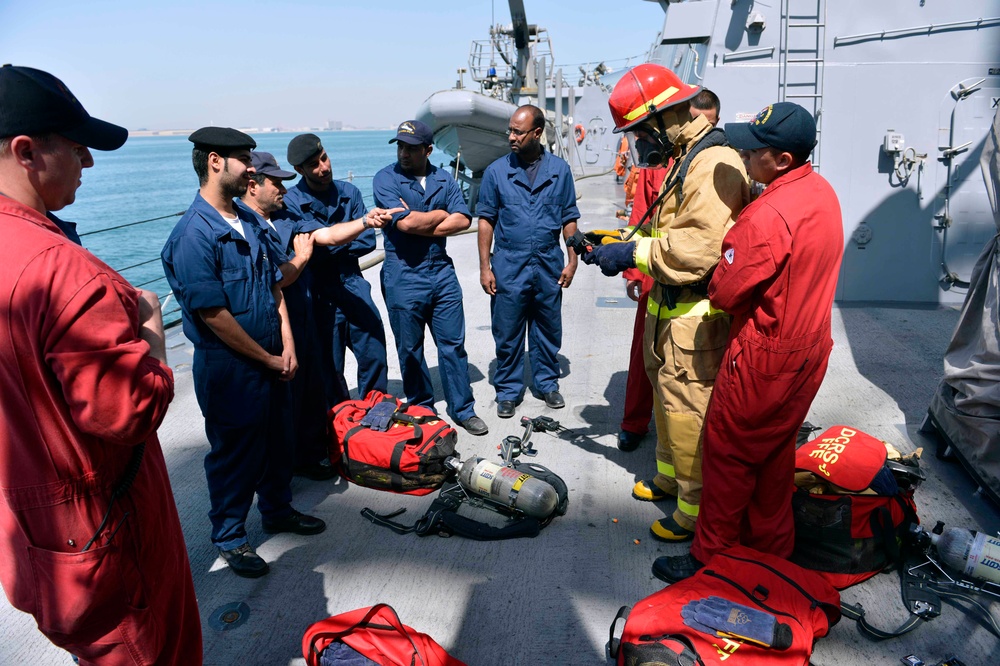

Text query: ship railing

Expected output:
[158,224,482,329]
[83,173,384,328]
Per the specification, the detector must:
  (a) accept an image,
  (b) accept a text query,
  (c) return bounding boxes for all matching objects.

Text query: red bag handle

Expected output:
[309,603,426,666]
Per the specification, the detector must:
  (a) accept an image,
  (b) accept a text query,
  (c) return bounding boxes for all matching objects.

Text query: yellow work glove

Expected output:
[584,228,631,245]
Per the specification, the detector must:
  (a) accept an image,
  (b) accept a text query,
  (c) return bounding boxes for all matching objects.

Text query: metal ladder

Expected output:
[779,0,827,170]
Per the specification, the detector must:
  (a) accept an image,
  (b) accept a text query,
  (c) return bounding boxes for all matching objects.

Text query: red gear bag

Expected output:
[329,391,458,496]
[612,546,840,666]
[791,426,921,589]
[302,603,466,666]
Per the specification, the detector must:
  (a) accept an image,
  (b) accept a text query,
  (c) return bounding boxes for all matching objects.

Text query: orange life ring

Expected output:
[574,124,586,144]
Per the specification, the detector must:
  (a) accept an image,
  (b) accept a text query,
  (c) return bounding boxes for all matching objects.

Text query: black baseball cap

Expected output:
[724,102,816,157]
[389,120,433,146]
[250,151,296,179]
[287,133,323,167]
[188,127,256,153]
[0,64,127,150]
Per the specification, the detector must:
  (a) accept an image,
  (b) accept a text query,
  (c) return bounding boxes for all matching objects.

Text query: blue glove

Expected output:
[588,241,636,276]
[680,600,720,638]
[693,596,792,650]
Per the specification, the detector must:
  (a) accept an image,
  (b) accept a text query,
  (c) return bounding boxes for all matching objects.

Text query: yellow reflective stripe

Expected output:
[656,460,675,478]
[624,225,650,240]
[635,237,653,275]
[623,86,680,122]
[677,497,700,518]
[647,295,725,320]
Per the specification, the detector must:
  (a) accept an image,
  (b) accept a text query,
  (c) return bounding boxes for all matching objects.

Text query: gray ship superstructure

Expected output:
[416,0,622,209]
[640,0,1000,305]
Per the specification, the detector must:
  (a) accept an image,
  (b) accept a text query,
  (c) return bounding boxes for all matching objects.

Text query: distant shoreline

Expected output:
[129,127,394,137]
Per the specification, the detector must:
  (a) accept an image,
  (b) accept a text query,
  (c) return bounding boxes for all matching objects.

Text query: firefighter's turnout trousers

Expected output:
[643,287,730,531]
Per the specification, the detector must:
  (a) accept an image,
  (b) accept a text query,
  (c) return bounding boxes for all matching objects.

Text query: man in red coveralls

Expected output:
[653,102,845,582]
[0,65,202,664]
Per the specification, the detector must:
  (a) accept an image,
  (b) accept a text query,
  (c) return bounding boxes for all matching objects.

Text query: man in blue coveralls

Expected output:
[477,105,580,419]
[162,128,326,579]
[283,133,388,406]
[373,120,489,436]
[238,151,333,481]
[239,151,396,480]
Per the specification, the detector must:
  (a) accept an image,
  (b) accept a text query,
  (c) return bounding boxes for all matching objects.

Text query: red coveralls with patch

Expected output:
[0,198,203,664]
[690,162,844,564]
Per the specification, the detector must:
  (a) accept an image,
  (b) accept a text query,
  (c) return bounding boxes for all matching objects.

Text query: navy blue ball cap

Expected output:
[389,120,433,146]
[724,102,816,157]
[188,126,256,152]
[287,133,323,167]
[0,64,127,151]
[250,151,296,179]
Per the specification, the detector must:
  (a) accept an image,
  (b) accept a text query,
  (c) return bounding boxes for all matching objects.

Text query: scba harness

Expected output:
[363,460,569,541]
[364,416,570,540]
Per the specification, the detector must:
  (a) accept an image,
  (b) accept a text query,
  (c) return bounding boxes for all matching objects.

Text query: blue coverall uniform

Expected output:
[161,193,296,550]
[372,163,477,423]
[284,179,388,403]
[237,201,331,469]
[477,151,580,402]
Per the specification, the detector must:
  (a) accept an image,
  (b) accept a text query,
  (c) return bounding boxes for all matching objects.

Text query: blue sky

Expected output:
[1,0,666,130]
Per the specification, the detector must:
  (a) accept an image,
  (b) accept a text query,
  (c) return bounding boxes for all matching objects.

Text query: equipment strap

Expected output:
[677,127,730,205]
[839,601,927,640]
[841,547,940,640]
[619,128,727,245]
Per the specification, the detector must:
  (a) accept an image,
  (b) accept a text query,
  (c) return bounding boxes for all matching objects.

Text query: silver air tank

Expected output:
[456,457,558,519]
[929,526,1000,585]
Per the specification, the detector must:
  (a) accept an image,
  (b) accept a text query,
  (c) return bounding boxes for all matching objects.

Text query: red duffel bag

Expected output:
[611,545,841,666]
[329,391,458,496]
[303,603,466,666]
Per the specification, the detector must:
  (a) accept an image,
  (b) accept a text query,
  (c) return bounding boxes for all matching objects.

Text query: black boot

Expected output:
[651,553,703,584]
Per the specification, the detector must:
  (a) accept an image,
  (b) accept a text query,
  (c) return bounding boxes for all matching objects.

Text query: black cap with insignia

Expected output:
[0,64,128,151]
[188,126,256,153]
[286,133,323,167]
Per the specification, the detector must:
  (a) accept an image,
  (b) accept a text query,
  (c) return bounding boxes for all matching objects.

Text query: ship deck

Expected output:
[2,174,999,665]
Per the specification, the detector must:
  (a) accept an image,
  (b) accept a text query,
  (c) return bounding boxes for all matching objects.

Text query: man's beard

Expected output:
[221,162,248,199]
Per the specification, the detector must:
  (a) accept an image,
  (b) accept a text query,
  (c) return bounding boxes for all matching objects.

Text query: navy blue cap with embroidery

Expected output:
[389,120,433,146]
[0,64,128,150]
[724,102,816,157]
[250,151,295,179]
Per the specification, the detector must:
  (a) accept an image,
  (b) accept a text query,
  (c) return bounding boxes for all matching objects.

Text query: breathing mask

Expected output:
[626,121,671,168]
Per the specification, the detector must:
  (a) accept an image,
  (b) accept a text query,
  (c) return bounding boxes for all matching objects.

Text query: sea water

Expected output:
[61,130,406,324]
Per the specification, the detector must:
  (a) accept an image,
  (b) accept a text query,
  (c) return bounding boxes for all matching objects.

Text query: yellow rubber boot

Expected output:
[632,479,674,502]
[650,513,695,542]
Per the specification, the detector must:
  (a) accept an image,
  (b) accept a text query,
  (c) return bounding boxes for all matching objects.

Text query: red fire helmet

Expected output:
[608,64,701,133]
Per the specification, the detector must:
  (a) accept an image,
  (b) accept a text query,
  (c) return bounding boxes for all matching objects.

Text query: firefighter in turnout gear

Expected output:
[581,64,750,541]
